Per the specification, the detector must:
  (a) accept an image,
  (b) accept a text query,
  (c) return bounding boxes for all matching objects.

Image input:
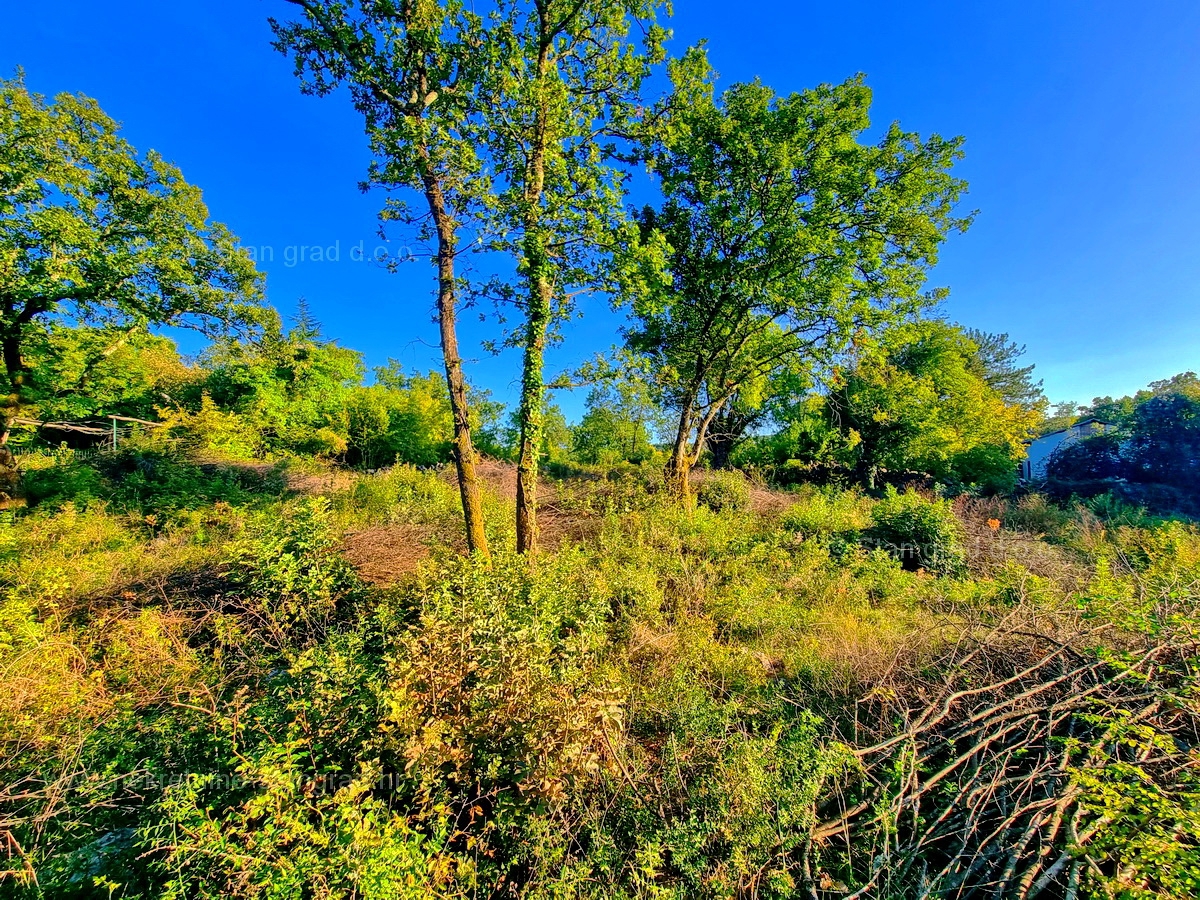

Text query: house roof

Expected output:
[1030,416,1111,443]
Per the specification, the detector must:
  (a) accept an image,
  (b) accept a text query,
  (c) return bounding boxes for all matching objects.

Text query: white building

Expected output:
[1020,418,1110,481]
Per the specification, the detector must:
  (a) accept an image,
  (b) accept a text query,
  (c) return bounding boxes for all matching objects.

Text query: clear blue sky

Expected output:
[4,1,1199,417]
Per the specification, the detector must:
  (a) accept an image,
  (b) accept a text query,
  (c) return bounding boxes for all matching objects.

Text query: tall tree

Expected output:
[273,0,494,556]
[0,74,264,498]
[0,77,265,409]
[828,320,1039,489]
[964,328,1045,413]
[478,0,667,552]
[627,77,972,500]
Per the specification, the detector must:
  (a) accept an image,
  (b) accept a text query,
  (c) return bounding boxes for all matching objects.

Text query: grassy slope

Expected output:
[2,451,1199,899]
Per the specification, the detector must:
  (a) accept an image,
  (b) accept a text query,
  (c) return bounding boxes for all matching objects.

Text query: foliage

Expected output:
[20,325,199,422]
[5,461,1200,898]
[196,319,363,459]
[696,469,751,513]
[225,497,363,646]
[571,375,666,466]
[826,320,1038,490]
[22,446,286,513]
[866,486,966,575]
[625,75,971,496]
[0,73,265,431]
[963,328,1047,413]
[1047,372,1200,515]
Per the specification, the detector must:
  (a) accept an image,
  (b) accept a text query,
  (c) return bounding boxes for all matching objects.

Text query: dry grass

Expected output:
[340,523,435,585]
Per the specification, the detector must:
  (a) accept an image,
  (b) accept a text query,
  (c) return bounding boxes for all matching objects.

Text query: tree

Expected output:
[0,74,263,493]
[1118,375,1200,488]
[572,375,666,465]
[1039,401,1081,436]
[704,361,812,470]
[198,317,363,458]
[1045,373,1200,513]
[348,363,460,468]
[19,324,197,423]
[964,329,1045,413]
[827,320,1039,490]
[627,77,971,500]
[476,0,667,551]
[277,1,670,553]
[273,0,496,556]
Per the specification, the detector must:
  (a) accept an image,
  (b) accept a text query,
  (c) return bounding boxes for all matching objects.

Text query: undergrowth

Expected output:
[2,453,1199,899]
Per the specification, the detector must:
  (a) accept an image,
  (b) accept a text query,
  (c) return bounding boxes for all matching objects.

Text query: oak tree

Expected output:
[627,77,971,499]
[0,75,264,497]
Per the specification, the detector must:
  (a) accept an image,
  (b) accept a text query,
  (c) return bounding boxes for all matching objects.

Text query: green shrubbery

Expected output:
[695,469,751,512]
[866,486,966,575]
[4,455,1200,899]
[225,497,363,645]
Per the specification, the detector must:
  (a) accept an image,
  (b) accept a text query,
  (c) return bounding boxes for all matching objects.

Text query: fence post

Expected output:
[111,416,118,450]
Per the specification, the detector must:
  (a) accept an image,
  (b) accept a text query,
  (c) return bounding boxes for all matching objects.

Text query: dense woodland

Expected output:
[3,2,1200,898]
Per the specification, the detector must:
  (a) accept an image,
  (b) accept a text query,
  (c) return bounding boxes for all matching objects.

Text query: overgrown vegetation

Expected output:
[3,6,1199,898]
[3,452,1200,899]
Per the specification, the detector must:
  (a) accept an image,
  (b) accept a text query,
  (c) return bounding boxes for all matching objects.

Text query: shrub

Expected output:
[781,485,873,536]
[1004,493,1070,536]
[225,497,363,646]
[22,460,105,507]
[696,470,751,513]
[866,486,965,576]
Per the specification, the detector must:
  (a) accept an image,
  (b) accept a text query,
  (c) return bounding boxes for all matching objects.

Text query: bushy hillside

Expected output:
[3,450,1198,899]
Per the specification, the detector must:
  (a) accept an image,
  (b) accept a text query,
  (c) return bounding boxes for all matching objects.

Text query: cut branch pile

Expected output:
[814,618,1200,899]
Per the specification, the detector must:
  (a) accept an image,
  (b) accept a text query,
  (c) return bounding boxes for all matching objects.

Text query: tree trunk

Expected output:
[665,395,727,505]
[516,228,552,554]
[707,430,735,470]
[514,35,553,555]
[1,329,26,503]
[665,404,695,503]
[420,170,490,558]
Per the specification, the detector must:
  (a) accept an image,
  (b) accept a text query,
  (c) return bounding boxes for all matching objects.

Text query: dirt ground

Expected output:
[339,460,795,585]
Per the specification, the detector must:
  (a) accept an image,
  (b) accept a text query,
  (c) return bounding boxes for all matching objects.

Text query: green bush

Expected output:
[780,485,873,536]
[225,497,363,645]
[696,469,751,513]
[22,459,106,507]
[866,486,965,576]
[21,448,286,515]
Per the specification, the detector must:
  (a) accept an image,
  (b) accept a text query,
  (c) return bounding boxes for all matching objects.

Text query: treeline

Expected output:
[13,309,1049,492]
[1045,372,1200,515]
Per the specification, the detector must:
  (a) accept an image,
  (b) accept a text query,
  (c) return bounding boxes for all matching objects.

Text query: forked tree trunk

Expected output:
[665,405,695,504]
[421,169,490,558]
[665,396,727,505]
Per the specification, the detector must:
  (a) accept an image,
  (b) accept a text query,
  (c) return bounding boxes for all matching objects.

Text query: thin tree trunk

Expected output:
[420,168,489,558]
[516,228,552,554]
[514,35,553,555]
[0,329,26,501]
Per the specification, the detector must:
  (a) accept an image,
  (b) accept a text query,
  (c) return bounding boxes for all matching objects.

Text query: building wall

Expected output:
[1022,420,1109,481]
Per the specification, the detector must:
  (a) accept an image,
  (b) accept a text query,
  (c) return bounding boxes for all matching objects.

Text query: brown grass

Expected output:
[340,524,436,585]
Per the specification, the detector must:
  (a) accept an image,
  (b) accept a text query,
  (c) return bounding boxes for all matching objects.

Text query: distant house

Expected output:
[1020,417,1111,481]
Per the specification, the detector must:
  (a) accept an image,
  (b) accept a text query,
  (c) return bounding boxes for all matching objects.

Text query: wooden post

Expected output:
[111,416,118,450]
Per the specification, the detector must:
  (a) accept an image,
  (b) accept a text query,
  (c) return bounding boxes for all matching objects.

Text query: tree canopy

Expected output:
[625,76,972,498]
[826,320,1039,490]
[0,74,265,439]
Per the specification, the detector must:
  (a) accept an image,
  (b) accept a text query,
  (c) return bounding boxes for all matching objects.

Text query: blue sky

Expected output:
[4,1,1199,417]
